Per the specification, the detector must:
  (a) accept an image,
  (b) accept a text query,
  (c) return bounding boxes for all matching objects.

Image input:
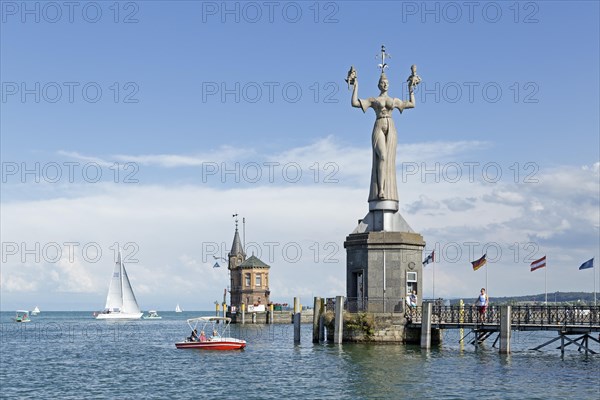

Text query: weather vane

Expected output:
[232,213,238,229]
[377,45,391,72]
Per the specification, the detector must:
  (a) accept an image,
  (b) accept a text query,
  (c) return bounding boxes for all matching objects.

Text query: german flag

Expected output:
[471,254,487,271]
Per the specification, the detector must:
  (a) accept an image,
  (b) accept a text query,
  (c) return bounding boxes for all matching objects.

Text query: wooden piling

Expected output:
[268,303,274,324]
[312,297,321,343]
[420,302,432,349]
[499,305,511,354]
[294,297,301,343]
[241,303,245,324]
[334,295,344,344]
[318,298,325,342]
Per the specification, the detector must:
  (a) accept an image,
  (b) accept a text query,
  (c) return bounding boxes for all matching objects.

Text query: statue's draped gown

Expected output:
[358,96,408,202]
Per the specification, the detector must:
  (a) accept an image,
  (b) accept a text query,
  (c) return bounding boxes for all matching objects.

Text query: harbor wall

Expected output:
[324,311,441,344]
[228,310,314,324]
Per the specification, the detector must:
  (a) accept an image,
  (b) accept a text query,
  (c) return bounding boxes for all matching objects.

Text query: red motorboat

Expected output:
[175,316,246,350]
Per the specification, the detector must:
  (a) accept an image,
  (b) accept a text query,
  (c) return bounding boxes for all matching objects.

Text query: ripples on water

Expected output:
[0,312,598,399]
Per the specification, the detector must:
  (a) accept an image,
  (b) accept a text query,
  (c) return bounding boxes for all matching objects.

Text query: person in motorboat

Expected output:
[199,331,207,342]
[189,329,199,342]
[212,329,219,339]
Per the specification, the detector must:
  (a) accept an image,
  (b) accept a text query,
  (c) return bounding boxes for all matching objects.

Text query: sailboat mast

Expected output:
[120,251,124,306]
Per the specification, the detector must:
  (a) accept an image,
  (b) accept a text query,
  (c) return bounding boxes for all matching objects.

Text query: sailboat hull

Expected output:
[95,312,143,320]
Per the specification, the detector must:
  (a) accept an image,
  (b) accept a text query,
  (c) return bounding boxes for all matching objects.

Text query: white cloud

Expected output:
[2,141,598,310]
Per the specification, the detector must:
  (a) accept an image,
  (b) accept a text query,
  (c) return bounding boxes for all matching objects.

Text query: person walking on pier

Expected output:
[476,288,488,324]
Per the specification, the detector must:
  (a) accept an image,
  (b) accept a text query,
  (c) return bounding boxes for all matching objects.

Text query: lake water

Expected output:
[1,312,598,399]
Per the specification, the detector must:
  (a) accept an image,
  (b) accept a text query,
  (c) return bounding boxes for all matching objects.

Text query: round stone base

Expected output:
[368,200,399,211]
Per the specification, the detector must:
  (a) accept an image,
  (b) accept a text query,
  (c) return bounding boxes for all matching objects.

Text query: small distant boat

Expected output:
[31,306,40,316]
[175,304,183,313]
[14,310,31,323]
[143,310,162,320]
[175,316,246,350]
[94,250,143,320]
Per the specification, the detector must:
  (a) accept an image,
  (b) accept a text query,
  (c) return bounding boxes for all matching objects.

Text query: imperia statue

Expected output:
[347,46,421,204]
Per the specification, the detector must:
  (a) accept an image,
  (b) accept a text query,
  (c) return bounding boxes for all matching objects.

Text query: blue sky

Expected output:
[1,1,599,310]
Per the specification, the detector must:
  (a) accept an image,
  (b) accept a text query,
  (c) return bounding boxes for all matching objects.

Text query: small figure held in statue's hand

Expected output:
[406,64,421,92]
[345,66,357,89]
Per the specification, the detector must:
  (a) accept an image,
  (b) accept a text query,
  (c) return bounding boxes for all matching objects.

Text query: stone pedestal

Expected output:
[344,221,425,313]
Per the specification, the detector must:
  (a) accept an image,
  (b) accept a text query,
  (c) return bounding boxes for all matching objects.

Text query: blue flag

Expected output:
[579,258,594,270]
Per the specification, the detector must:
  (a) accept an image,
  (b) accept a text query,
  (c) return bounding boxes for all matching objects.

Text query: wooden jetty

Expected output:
[409,303,600,355]
[317,297,600,355]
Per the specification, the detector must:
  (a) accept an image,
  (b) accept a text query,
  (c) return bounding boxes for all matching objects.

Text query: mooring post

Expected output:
[252,312,257,324]
[334,295,344,344]
[241,303,245,325]
[294,297,301,344]
[269,303,274,324]
[420,302,432,349]
[318,298,325,342]
[313,297,321,343]
[500,305,511,354]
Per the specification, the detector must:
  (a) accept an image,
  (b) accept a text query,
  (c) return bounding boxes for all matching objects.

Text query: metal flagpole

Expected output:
[544,263,547,304]
[432,261,435,301]
[485,263,488,294]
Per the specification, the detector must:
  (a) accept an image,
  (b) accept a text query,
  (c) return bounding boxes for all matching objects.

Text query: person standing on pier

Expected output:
[476,288,488,323]
[409,290,417,308]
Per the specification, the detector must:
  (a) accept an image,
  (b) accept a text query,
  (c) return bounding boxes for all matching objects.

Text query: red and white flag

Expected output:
[530,256,546,272]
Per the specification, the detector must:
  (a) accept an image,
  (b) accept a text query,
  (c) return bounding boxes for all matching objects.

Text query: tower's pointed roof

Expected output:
[238,255,270,269]
[229,228,245,257]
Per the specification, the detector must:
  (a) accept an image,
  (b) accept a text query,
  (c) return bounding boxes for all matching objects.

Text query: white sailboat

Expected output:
[175,304,183,313]
[95,250,143,320]
[31,306,40,315]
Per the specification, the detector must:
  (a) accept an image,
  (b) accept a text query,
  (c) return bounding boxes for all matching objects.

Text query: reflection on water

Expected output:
[0,312,598,399]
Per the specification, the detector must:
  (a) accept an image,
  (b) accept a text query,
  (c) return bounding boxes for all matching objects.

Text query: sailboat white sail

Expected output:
[31,306,40,315]
[175,304,183,313]
[95,250,143,320]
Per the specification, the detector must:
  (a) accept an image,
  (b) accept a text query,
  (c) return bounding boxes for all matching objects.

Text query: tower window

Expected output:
[255,273,262,287]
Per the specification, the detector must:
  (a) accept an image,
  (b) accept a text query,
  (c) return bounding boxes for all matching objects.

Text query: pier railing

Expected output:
[328,299,600,328]
[420,305,600,327]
